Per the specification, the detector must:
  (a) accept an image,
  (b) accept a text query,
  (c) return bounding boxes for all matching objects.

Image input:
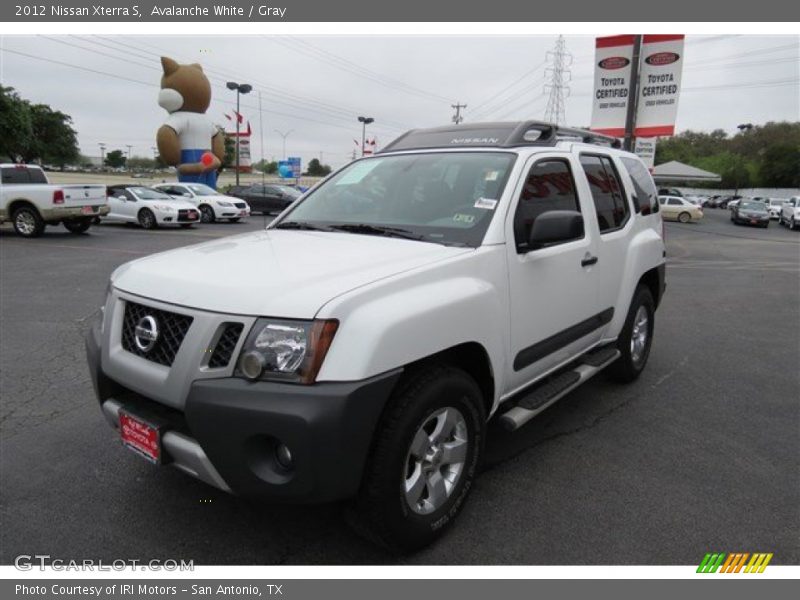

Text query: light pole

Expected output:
[734,123,754,196]
[98,143,106,171]
[274,129,293,160]
[125,145,133,171]
[227,81,252,186]
[357,116,374,157]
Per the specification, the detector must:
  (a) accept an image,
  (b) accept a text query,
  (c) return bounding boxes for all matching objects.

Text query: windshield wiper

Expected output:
[328,223,425,241]
[273,221,334,232]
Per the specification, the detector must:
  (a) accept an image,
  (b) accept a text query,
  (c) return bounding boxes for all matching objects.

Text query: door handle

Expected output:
[581,254,598,267]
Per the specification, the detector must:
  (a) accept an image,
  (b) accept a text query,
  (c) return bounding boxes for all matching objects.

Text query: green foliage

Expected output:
[655,122,800,188]
[127,156,157,170]
[0,87,79,166]
[223,135,235,167]
[104,149,127,169]
[252,159,278,174]
[305,158,332,176]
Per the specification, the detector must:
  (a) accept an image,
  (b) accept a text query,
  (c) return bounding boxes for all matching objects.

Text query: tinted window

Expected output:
[1,166,46,184]
[580,155,630,232]
[513,159,581,251]
[621,157,659,215]
[668,198,682,206]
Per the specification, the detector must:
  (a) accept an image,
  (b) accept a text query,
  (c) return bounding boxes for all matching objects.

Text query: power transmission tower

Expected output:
[542,36,572,126]
[451,102,467,124]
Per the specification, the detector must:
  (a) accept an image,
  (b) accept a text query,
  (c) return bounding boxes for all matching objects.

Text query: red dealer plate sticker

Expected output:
[119,411,161,463]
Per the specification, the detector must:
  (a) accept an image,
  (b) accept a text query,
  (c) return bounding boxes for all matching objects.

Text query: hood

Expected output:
[112,230,472,317]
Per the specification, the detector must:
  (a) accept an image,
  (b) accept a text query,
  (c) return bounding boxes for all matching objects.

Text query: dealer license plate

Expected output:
[81,206,94,215]
[239,210,248,216]
[750,219,757,224]
[119,411,162,463]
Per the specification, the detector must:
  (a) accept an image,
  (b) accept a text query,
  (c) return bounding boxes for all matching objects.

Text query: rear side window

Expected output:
[668,198,682,206]
[513,159,581,251]
[621,157,659,215]
[579,155,630,232]
[1,166,46,184]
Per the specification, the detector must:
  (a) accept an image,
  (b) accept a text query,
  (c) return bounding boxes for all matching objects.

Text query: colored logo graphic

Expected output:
[697,552,773,573]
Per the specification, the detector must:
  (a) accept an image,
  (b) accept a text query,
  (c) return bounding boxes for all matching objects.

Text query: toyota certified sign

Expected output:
[636,35,685,137]
[598,56,630,70]
[645,52,680,66]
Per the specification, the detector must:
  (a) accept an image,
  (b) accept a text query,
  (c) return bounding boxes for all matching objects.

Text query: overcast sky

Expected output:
[1,34,798,168]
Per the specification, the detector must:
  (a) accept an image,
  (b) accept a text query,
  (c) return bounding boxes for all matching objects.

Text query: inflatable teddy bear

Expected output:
[156,57,225,189]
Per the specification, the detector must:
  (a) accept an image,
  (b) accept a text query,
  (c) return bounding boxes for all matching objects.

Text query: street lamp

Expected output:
[227,81,252,186]
[274,129,294,161]
[734,124,754,196]
[357,116,374,157]
[737,123,753,133]
[98,143,106,171]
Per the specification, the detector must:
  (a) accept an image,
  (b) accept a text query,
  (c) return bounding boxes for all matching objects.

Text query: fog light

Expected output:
[275,443,293,470]
[239,351,266,380]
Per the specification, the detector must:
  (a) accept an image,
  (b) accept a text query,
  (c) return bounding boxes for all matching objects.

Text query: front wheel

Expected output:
[138,209,157,229]
[608,285,655,383]
[63,218,92,234]
[12,206,45,238]
[349,365,486,552]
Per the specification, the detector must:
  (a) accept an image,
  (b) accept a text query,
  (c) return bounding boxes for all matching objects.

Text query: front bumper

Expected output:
[86,322,401,503]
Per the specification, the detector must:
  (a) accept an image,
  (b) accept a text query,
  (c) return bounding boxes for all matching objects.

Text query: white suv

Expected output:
[779,197,800,230]
[86,122,666,551]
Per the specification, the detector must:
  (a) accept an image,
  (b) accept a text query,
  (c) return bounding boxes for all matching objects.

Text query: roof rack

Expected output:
[378,120,622,153]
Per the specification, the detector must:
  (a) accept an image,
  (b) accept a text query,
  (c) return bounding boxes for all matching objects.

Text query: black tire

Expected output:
[180,223,194,229]
[349,364,486,552]
[229,218,241,223]
[608,286,655,383]
[63,218,92,234]
[678,211,690,223]
[12,205,45,238]
[199,204,215,223]
[792,217,797,231]
[138,209,157,229]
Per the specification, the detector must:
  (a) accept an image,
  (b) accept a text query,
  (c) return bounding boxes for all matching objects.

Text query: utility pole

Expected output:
[227,81,253,186]
[319,151,324,164]
[98,143,106,171]
[274,129,293,160]
[623,35,643,152]
[125,145,133,170]
[543,35,573,126]
[259,91,266,187]
[451,102,467,124]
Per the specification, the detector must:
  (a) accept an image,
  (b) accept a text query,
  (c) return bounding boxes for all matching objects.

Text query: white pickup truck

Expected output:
[0,164,108,237]
[86,122,666,551]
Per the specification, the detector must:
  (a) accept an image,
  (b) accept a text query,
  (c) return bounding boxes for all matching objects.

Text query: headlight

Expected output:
[217,201,233,207]
[236,318,338,384]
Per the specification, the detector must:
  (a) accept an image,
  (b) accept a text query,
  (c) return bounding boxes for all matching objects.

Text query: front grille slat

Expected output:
[121,302,193,366]
[208,323,244,368]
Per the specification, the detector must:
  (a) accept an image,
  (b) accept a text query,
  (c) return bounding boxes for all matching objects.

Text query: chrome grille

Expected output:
[121,301,193,366]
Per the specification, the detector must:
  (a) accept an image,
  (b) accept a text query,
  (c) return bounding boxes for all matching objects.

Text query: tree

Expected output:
[0,87,34,162]
[28,104,79,167]
[252,159,278,174]
[127,156,156,171]
[104,150,127,169]
[223,135,235,168]
[759,144,800,188]
[305,158,332,176]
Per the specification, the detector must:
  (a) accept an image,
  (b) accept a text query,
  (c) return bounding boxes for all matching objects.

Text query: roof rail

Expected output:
[379,120,622,153]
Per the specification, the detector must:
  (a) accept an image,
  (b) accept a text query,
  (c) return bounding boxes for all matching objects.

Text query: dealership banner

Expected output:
[589,35,636,138]
[634,34,685,137]
[634,137,657,168]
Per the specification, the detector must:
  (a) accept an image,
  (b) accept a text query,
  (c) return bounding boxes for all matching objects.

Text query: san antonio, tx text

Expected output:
[16,584,282,596]
[28,4,288,17]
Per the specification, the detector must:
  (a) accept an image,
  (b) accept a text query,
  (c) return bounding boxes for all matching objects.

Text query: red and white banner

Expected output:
[589,35,635,138]
[634,34,685,137]
[590,34,685,139]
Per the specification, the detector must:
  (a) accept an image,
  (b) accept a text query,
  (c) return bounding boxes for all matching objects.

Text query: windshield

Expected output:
[278,152,517,247]
[274,185,302,197]
[769,199,784,206]
[130,187,174,200]
[187,184,218,196]
[740,201,767,211]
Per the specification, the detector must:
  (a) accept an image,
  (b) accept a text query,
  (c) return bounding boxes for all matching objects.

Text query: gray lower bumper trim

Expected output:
[102,399,231,493]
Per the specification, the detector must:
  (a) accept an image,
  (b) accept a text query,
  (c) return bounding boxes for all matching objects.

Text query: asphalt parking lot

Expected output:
[1,208,798,565]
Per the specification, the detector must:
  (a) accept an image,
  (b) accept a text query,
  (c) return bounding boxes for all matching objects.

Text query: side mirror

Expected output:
[529,210,584,250]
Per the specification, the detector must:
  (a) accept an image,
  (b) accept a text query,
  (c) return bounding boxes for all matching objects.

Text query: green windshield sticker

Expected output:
[335,159,383,185]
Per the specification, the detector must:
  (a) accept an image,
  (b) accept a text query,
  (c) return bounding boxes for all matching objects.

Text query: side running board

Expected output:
[498,346,620,432]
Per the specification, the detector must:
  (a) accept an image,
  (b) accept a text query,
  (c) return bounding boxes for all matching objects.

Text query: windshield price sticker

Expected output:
[474,198,498,210]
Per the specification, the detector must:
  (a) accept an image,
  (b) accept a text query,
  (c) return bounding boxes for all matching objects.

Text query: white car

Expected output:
[658,195,703,223]
[87,121,666,551]
[153,183,250,223]
[779,197,800,230]
[766,198,787,220]
[104,185,199,229]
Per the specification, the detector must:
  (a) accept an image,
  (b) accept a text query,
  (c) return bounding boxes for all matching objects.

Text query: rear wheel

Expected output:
[63,218,92,234]
[349,365,486,552]
[12,205,45,238]
[199,204,215,223]
[608,286,655,383]
[138,209,157,229]
[792,217,797,231]
[678,211,691,223]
